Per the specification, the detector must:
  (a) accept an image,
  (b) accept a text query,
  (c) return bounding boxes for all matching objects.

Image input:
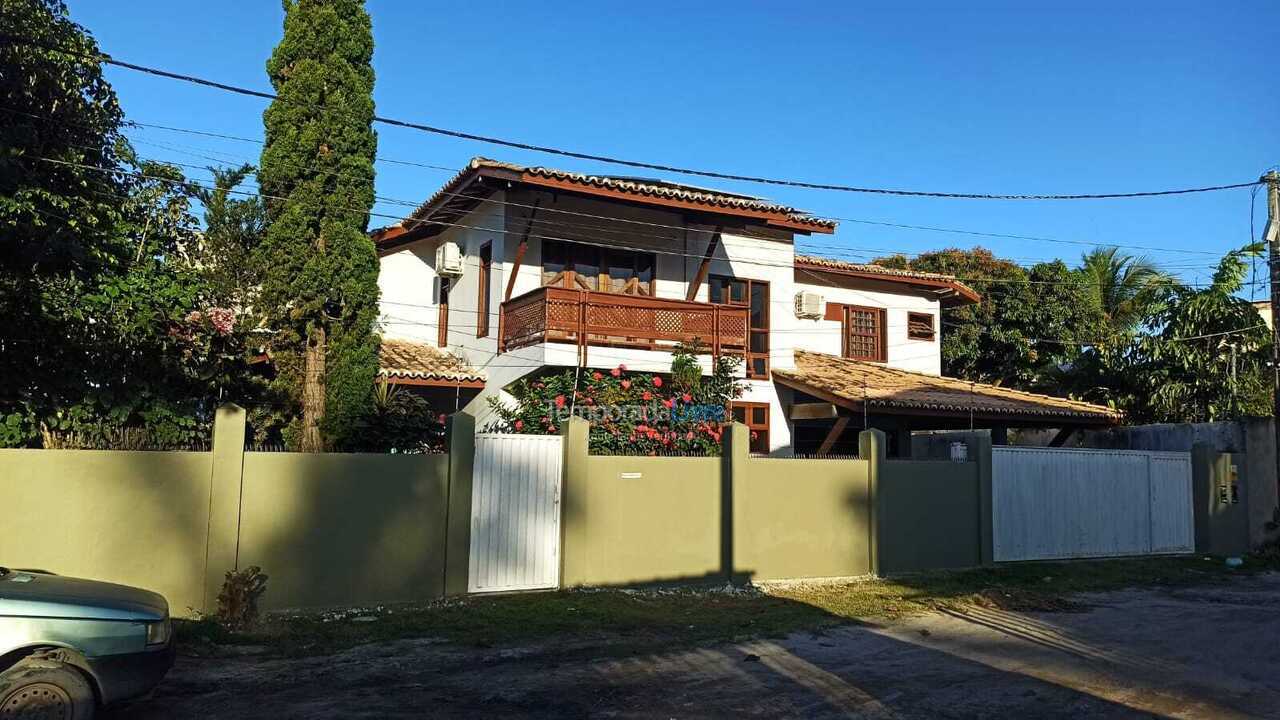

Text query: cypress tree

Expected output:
[256,0,380,451]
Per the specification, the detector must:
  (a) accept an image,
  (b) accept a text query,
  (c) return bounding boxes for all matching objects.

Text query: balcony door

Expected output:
[542,240,654,296]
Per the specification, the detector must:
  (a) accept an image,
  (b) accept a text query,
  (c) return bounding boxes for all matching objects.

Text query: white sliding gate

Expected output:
[992,447,1195,562]
[468,433,563,593]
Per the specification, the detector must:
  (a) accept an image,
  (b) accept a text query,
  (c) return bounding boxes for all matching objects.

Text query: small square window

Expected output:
[908,312,935,341]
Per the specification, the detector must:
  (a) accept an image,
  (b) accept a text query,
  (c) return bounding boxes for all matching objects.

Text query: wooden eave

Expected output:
[796,263,981,306]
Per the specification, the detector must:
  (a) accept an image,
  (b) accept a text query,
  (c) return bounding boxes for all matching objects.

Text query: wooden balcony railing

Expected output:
[499,286,748,362]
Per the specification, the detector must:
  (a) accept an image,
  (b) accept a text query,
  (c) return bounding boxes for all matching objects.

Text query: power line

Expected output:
[3,105,1235,263]
[3,34,1264,201]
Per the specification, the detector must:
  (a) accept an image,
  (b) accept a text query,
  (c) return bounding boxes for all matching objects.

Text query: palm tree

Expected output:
[1077,247,1172,341]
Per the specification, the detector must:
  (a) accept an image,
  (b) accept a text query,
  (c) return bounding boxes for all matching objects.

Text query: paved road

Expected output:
[113,574,1280,718]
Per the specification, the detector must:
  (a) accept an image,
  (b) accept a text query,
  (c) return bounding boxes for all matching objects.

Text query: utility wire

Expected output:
[2,34,1264,201]
[2,105,1232,261]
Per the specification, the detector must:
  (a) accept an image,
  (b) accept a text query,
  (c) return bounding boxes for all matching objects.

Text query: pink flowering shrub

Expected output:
[486,342,744,455]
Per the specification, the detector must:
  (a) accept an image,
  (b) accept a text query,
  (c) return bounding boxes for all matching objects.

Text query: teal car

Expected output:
[0,567,174,719]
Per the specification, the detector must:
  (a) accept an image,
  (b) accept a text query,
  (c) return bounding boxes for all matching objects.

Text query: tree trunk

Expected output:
[300,324,326,452]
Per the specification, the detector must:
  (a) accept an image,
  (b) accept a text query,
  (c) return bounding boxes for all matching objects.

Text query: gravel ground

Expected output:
[109,573,1280,719]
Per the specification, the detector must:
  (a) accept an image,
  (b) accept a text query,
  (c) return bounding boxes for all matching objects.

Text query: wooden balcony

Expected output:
[499,286,749,362]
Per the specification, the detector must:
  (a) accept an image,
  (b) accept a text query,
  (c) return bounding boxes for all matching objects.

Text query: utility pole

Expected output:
[1265,170,1280,498]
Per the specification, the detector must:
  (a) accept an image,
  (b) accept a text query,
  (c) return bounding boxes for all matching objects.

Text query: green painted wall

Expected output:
[562,455,723,586]
[0,448,214,615]
[738,457,872,580]
[238,452,451,609]
[1192,445,1251,556]
[878,460,982,573]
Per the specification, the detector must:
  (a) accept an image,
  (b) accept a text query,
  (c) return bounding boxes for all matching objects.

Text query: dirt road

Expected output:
[111,574,1280,719]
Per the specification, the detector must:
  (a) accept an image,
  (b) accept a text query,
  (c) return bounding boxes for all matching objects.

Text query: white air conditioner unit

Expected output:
[435,241,464,277]
[794,291,824,319]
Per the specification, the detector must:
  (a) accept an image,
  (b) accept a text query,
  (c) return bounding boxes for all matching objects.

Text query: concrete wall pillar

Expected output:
[559,416,591,587]
[204,403,246,613]
[721,422,749,583]
[443,412,476,597]
[971,433,994,566]
[858,428,886,576]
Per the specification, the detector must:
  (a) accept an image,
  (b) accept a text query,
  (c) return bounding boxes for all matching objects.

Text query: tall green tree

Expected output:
[876,248,1101,389]
[1076,247,1170,342]
[1125,243,1272,423]
[255,0,380,451]
[1,0,128,435]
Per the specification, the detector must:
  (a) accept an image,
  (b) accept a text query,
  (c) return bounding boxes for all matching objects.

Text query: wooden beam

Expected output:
[790,402,837,420]
[816,416,850,456]
[1048,427,1077,447]
[686,228,721,301]
[504,198,541,302]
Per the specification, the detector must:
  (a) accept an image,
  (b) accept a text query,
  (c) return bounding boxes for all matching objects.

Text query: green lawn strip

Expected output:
[176,555,1275,659]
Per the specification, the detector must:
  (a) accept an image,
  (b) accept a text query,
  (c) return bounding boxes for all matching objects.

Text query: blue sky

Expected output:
[73,1,1278,290]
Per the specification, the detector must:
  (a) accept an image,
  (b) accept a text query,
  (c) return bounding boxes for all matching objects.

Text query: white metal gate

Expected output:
[992,447,1195,562]
[468,433,563,593]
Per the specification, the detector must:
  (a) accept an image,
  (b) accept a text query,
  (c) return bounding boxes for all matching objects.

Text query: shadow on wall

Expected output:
[0,449,214,615]
[236,451,451,610]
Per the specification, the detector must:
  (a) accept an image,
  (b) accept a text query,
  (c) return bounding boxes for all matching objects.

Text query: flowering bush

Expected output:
[486,343,744,455]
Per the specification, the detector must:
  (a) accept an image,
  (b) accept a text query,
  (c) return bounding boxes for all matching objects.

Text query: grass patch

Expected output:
[176,555,1275,659]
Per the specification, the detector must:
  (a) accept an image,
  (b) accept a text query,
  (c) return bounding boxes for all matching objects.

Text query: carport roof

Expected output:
[773,350,1121,425]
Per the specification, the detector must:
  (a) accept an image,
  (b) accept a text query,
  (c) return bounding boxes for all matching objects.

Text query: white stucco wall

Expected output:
[791,275,943,376]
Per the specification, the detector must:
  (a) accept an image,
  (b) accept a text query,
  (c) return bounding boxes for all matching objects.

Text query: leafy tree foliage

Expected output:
[1077,247,1171,342]
[488,345,746,455]
[1,2,271,447]
[1122,244,1272,423]
[879,244,1271,425]
[877,248,1101,389]
[255,0,380,452]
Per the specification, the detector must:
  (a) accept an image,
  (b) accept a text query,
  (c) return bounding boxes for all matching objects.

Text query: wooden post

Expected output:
[504,198,540,302]
[687,227,721,301]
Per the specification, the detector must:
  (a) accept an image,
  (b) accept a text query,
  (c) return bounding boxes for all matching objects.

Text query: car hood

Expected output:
[0,571,169,621]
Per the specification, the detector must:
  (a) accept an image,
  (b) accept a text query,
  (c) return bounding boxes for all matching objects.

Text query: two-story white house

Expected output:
[374,158,1118,456]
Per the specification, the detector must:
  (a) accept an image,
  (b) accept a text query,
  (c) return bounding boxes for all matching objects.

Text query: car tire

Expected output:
[0,659,95,720]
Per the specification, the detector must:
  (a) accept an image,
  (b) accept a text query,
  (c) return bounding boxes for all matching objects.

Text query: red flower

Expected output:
[619,364,627,372]
[549,426,557,433]
[555,395,566,408]
[514,420,524,431]
[652,376,663,388]
[592,371,603,381]
[686,431,695,440]
[751,431,759,440]
[621,379,631,390]
[611,367,622,377]
[438,413,447,424]
[585,397,594,405]
[681,393,692,403]
[642,391,653,401]
[662,399,673,409]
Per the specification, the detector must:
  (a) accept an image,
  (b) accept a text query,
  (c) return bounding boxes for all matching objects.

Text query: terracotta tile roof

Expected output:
[795,255,980,305]
[373,158,836,245]
[773,350,1120,423]
[378,339,486,384]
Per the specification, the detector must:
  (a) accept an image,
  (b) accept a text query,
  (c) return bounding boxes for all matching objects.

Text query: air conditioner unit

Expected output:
[435,241,464,277]
[794,291,823,319]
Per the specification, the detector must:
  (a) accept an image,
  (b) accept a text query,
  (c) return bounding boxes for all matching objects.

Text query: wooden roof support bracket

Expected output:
[1048,426,1077,447]
[504,197,542,302]
[687,226,721,301]
[816,415,851,456]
